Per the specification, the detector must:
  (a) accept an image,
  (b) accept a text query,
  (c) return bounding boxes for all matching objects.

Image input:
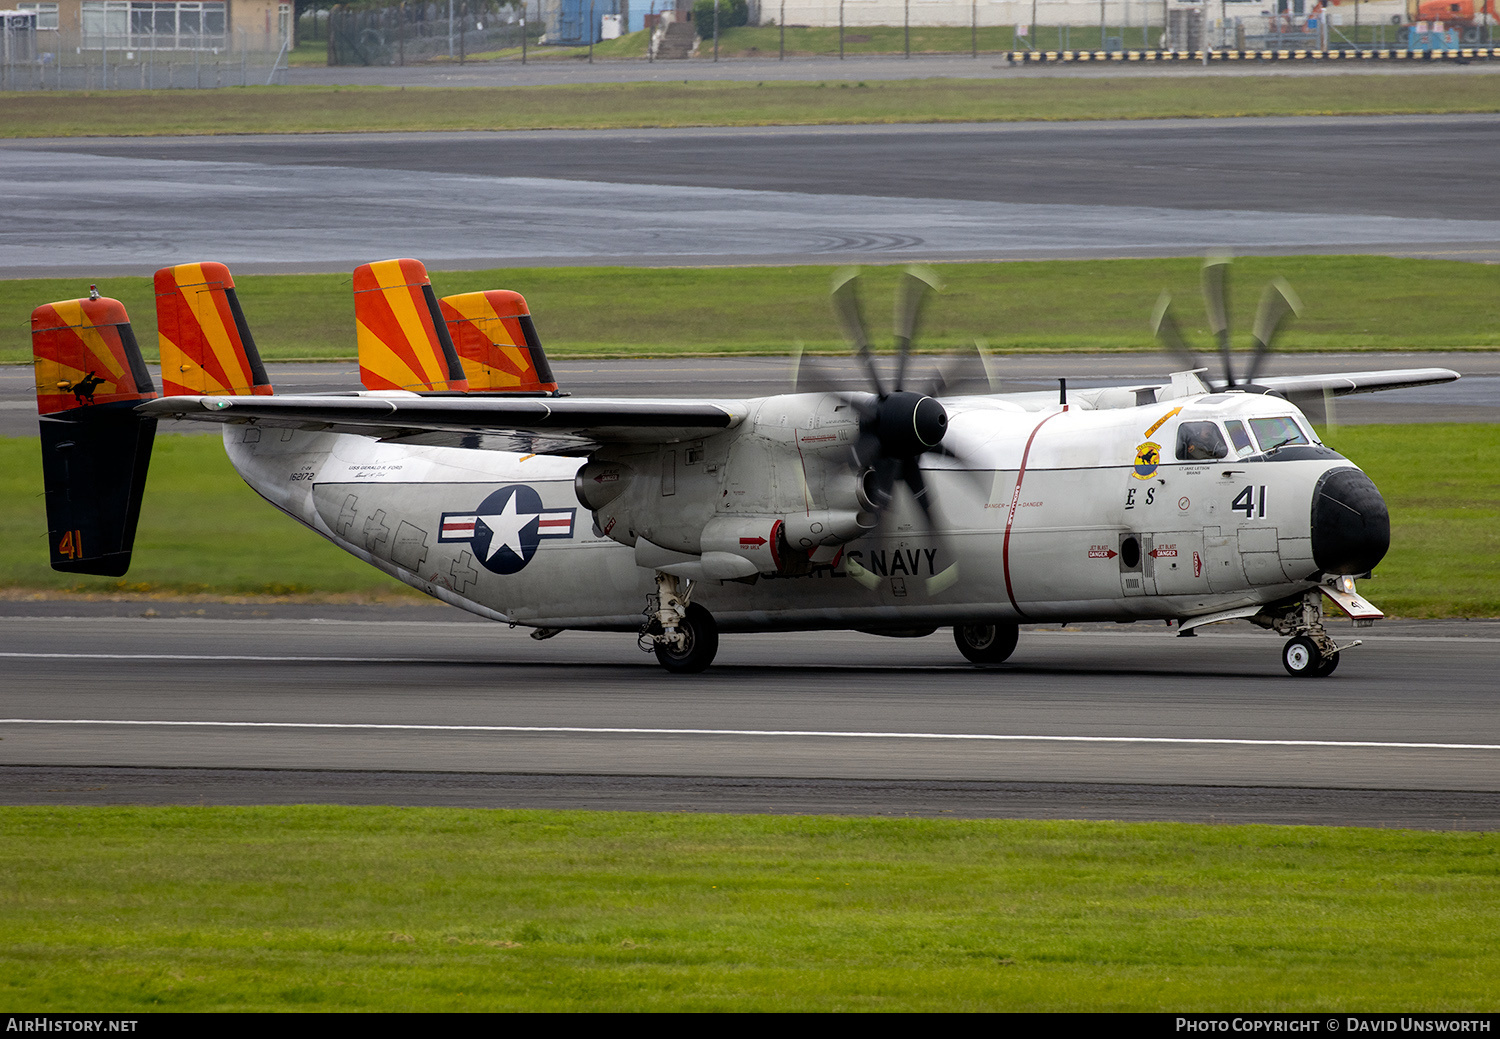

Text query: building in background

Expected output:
[12,0,291,52]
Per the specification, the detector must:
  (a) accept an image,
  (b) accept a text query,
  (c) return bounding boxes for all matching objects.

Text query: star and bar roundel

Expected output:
[439,485,576,575]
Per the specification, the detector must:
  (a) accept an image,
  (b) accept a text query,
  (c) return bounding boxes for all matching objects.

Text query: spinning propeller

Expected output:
[1151,253,1302,392]
[793,266,991,590]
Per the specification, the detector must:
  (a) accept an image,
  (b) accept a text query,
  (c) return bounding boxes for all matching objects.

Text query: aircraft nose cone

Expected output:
[1311,468,1390,575]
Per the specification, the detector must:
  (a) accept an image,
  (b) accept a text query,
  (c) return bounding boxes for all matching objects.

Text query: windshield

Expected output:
[1248,416,1309,453]
[1224,420,1256,458]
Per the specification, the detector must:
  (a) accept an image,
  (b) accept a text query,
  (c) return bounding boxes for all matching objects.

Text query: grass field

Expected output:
[5,73,1500,138]
[1,424,1494,615]
[5,256,1500,364]
[0,807,1495,1011]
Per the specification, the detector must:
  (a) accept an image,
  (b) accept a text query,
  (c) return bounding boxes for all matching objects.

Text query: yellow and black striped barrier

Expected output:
[1010,46,1496,63]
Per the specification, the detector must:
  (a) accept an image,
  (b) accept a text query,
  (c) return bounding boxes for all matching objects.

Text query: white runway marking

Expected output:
[2,718,1496,752]
[0,652,439,663]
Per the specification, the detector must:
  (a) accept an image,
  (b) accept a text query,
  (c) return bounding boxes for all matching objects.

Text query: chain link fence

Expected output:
[328,1,533,65]
[0,5,290,90]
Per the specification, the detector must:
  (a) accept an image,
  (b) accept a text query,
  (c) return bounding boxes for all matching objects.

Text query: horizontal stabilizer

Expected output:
[139,394,746,456]
[439,289,559,394]
[355,258,469,393]
[155,262,272,397]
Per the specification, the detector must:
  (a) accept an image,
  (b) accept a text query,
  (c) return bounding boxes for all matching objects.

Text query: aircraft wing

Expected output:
[137,394,749,455]
[1253,367,1461,399]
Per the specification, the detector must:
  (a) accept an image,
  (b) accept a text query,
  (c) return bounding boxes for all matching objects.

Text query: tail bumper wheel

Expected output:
[652,603,720,674]
[954,621,1020,665]
[1282,635,1337,678]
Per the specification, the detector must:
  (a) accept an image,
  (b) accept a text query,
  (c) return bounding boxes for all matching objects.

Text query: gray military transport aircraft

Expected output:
[31,257,1457,677]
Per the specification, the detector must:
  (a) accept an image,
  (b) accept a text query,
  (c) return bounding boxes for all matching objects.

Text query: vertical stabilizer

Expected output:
[439,289,560,394]
[155,262,273,397]
[32,294,158,576]
[354,258,469,393]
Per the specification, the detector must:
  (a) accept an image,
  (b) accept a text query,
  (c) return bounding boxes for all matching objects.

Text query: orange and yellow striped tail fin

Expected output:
[155,262,273,398]
[354,258,469,393]
[32,294,158,416]
[439,289,559,394]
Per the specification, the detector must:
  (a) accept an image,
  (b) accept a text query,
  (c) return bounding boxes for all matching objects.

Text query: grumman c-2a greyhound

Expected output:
[32,257,1458,676]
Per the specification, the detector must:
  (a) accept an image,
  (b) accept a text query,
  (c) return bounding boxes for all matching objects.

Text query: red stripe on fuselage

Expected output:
[1001,411,1065,619]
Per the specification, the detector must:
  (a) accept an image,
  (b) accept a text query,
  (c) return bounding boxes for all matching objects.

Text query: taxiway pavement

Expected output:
[1,612,1497,828]
[6,115,1500,275]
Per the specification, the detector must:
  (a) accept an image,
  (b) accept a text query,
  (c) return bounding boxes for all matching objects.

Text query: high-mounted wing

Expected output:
[1253,368,1461,399]
[136,393,748,455]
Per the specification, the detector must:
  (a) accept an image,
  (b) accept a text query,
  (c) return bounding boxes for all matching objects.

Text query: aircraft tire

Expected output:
[1282,636,1325,678]
[953,621,1020,665]
[652,603,719,674]
[1315,651,1340,678]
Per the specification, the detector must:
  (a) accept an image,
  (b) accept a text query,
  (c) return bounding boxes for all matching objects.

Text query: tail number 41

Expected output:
[1232,485,1267,519]
[57,529,83,559]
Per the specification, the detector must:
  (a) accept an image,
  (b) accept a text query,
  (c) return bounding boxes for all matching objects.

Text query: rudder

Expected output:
[155,261,273,397]
[354,258,469,393]
[32,292,159,576]
[439,289,559,394]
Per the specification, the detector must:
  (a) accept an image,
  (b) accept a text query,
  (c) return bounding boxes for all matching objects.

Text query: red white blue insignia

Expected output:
[440,485,575,575]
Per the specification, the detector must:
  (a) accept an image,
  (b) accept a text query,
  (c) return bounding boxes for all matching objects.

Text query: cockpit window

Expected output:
[1176,421,1228,461]
[1248,416,1309,453]
[1224,420,1256,458]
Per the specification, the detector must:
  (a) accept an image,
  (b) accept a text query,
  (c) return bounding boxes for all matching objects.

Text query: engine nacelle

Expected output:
[574,460,633,511]
[781,509,874,550]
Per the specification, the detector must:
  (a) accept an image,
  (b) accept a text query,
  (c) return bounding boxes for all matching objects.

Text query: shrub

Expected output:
[691,0,748,35]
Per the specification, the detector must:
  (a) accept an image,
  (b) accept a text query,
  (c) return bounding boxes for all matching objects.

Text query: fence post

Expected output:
[460,0,466,63]
[972,0,977,56]
[904,0,909,58]
[713,0,718,60]
[521,5,526,63]
[778,0,784,59]
[839,0,844,59]
[589,0,594,61]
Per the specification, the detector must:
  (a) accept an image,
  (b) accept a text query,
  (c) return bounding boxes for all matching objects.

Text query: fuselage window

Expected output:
[1176,421,1228,461]
[1224,419,1256,457]
[1248,416,1309,453]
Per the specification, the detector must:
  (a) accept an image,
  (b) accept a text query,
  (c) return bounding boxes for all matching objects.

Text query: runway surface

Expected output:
[1,354,1492,437]
[6,115,1500,275]
[1,611,1497,828]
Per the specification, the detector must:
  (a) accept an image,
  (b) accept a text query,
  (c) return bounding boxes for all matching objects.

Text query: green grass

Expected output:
[1322,424,1500,618]
[0,807,1495,1011]
[6,256,1500,365]
[1,424,1493,614]
[704,24,1086,56]
[0,435,413,598]
[6,73,1500,138]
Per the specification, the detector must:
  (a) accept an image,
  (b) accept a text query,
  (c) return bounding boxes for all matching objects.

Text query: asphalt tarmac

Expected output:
[7,115,1500,275]
[1,611,1497,828]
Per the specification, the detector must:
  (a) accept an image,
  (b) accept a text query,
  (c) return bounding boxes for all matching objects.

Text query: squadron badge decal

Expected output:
[439,485,575,575]
[1132,441,1161,480]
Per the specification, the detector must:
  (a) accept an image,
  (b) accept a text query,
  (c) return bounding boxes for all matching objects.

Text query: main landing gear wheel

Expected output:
[652,603,719,674]
[1282,635,1338,678]
[954,621,1020,665]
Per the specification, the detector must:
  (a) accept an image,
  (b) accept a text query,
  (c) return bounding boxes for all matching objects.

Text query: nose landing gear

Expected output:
[1282,634,1341,678]
[1259,588,1362,678]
